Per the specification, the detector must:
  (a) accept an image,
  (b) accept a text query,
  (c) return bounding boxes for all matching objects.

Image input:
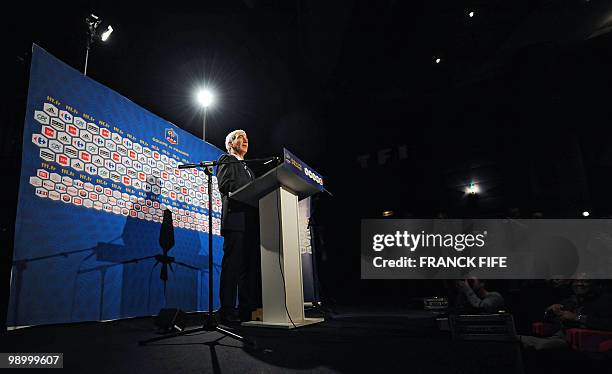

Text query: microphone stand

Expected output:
[139,156,277,346]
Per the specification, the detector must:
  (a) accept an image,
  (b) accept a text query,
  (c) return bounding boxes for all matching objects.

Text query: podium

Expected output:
[229,149,325,328]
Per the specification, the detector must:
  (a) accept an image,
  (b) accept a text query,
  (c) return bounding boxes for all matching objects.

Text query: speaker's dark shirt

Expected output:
[216,154,255,232]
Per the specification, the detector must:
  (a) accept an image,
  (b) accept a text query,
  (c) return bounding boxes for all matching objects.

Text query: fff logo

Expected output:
[165,128,178,145]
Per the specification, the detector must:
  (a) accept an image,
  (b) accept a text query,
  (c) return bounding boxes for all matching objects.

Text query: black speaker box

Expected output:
[154,308,186,332]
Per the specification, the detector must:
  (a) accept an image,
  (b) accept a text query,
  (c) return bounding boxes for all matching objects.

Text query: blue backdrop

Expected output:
[8,45,225,328]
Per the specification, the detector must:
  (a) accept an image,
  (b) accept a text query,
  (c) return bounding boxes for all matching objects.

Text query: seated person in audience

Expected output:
[545,277,612,331]
[521,275,612,350]
[454,277,505,313]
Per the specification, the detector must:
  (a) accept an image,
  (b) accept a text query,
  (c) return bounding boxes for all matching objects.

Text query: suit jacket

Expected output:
[216,154,255,232]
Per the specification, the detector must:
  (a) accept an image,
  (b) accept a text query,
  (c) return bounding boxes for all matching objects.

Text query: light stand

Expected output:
[84,14,101,76]
[196,89,213,141]
[84,14,113,76]
[202,106,208,141]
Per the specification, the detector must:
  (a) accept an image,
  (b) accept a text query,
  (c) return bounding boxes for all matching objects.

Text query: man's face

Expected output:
[230,131,248,157]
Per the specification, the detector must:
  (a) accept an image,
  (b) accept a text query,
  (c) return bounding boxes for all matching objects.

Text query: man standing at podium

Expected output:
[216,129,258,323]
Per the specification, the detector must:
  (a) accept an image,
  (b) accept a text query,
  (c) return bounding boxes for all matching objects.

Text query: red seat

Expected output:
[532,322,612,352]
[599,339,612,352]
[564,328,612,352]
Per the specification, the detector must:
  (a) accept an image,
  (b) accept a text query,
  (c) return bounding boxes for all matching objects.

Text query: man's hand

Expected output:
[559,311,578,322]
[546,304,564,316]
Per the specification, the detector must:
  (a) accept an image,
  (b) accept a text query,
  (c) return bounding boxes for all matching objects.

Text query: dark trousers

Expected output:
[219,230,248,315]
[219,229,262,317]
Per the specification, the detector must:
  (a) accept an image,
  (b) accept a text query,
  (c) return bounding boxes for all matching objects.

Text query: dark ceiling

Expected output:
[7,0,612,218]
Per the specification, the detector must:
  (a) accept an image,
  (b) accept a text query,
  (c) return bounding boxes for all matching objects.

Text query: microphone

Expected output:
[178,161,214,169]
[263,156,281,165]
[178,156,280,169]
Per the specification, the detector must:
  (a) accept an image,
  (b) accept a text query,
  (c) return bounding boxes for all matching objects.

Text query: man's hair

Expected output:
[225,129,246,152]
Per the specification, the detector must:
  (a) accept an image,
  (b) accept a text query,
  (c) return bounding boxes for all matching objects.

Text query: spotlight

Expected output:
[468,11,475,18]
[466,181,479,195]
[196,89,214,108]
[382,211,394,217]
[582,211,590,217]
[435,58,441,64]
[101,25,114,42]
[83,14,114,76]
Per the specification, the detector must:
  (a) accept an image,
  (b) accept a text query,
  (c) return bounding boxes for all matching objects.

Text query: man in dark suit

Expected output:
[216,129,257,323]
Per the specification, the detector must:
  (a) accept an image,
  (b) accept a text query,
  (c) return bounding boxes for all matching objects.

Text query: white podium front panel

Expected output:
[258,187,304,324]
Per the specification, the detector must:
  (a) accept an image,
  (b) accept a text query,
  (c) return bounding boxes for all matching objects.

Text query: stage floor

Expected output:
[0,308,603,373]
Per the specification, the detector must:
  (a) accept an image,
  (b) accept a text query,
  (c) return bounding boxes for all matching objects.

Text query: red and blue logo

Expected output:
[165,128,178,145]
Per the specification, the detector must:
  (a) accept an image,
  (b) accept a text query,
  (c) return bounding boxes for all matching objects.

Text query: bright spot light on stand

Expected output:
[197,89,214,107]
[382,211,394,217]
[435,58,441,64]
[468,11,475,18]
[582,211,590,217]
[101,25,113,41]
